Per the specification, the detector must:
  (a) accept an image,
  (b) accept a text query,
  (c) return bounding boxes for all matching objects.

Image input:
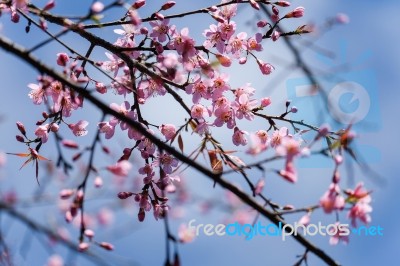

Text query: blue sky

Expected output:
[0,1,399,265]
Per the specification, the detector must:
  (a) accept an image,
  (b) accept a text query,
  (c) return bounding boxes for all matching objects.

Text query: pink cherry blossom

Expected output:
[260,97,272,107]
[178,223,196,243]
[69,120,89,137]
[35,124,50,143]
[46,254,64,266]
[56,53,69,66]
[91,1,104,13]
[186,76,211,103]
[218,21,236,41]
[213,105,235,129]
[159,124,177,141]
[329,222,349,245]
[98,121,116,139]
[191,104,209,120]
[278,160,297,183]
[203,24,225,53]
[246,33,263,52]
[232,127,248,146]
[106,160,132,177]
[153,152,178,174]
[149,19,171,42]
[110,101,137,130]
[232,93,258,121]
[226,32,247,58]
[257,59,275,75]
[270,127,288,148]
[211,72,230,100]
[168,27,196,62]
[28,83,46,105]
[319,183,345,213]
[284,6,305,19]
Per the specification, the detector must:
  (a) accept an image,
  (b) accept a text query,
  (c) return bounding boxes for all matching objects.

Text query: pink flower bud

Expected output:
[317,124,331,138]
[43,0,55,11]
[56,53,69,66]
[16,135,25,142]
[334,155,343,166]
[336,13,349,24]
[16,121,26,135]
[257,20,268,28]
[95,82,107,94]
[11,12,20,23]
[133,0,145,9]
[272,6,279,15]
[238,57,247,64]
[84,229,95,240]
[78,242,90,252]
[159,124,177,141]
[60,189,74,199]
[76,190,84,201]
[161,1,175,10]
[249,0,260,10]
[62,139,79,149]
[260,97,271,107]
[333,169,340,183]
[65,211,73,223]
[138,208,145,222]
[282,205,294,210]
[208,6,218,12]
[99,242,114,251]
[91,1,104,13]
[94,176,103,188]
[50,123,59,132]
[216,54,232,67]
[256,60,274,75]
[154,12,165,20]
[140,27,148,34]
[254,179,265,195]
[284,7,305,19]
[118,192,134,199]
[298,212,311,226]
[275,1,291,7]
[210,14,225,23]
[272,30,281,41]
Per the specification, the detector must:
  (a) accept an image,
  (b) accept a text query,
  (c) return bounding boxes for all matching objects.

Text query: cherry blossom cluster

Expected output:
[4,1,374,261]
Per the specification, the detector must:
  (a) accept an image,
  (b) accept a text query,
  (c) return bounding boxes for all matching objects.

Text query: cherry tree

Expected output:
[0,1,374,265]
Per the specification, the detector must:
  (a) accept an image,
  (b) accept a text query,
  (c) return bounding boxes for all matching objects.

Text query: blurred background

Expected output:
[0,0,399,265]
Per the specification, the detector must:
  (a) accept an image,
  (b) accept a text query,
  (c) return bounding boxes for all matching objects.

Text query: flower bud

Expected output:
[257,20,268,28]
[56,53,69,67]
[133,0,145,9]
[94,176,103,188]
[138,208,145,222]
[50,123,59,132]
[84,229,95,240]
[99,242,114,251]
[161,1,175,10]
[16,121,26,135]
[78,242,90,252]
[275,1,291,7]
[284,7,305,19]
[154,12,164,20]
[260,97,271,107]
[16,135,25,142]
[91,1,104,13]
[60,189,74,199]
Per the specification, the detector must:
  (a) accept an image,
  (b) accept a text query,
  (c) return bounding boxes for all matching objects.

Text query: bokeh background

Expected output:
[0,0,399,265]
